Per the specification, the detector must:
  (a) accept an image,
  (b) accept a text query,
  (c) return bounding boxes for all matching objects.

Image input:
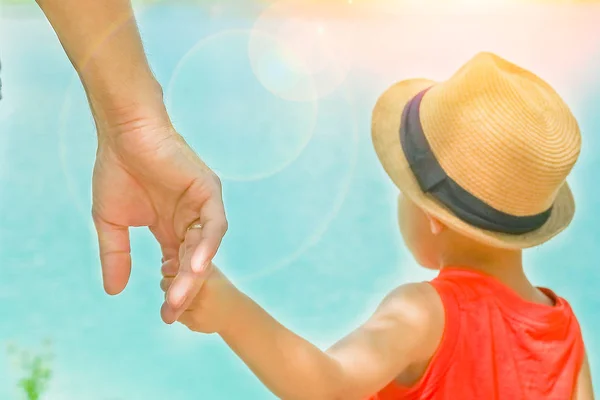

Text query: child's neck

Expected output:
[440,249,525,284]
[437,240,551,305]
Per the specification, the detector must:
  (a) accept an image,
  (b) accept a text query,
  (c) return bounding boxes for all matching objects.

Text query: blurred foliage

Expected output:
[6,340,54,400]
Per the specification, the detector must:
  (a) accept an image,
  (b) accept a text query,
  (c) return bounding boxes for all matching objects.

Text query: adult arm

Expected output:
[36,0,162,119]
[36,0,228,323]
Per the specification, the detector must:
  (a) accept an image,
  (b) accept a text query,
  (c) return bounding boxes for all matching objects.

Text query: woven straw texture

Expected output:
[372,52,581,249]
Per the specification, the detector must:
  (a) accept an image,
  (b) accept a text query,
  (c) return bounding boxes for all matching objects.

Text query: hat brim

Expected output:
[372,78,575,249]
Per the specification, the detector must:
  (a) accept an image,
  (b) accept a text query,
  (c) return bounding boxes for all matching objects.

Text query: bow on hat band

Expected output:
[399,88,553,235]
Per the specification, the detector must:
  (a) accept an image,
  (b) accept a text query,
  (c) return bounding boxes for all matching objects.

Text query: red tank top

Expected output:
[370,268,585,400]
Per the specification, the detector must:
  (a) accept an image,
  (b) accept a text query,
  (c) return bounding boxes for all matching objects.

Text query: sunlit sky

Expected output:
[240,0,600,105]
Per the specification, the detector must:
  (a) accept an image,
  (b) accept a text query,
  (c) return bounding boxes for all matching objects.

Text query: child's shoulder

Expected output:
[379,282,444,328]
[372,282,445,360]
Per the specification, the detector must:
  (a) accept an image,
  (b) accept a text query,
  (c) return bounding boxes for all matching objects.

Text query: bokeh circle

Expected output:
[248,0,352,102]
[166,30,318,181]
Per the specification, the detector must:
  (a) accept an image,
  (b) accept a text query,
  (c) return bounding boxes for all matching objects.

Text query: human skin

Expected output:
[35,0,228,323]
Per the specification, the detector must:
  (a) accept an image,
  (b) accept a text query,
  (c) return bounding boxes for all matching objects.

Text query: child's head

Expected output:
[372,52,581,263]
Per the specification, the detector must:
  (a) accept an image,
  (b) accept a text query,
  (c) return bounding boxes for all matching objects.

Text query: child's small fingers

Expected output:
[160,277,174,292]
[161,259,179,277]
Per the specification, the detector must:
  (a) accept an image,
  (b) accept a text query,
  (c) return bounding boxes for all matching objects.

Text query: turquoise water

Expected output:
[1,3,599,399]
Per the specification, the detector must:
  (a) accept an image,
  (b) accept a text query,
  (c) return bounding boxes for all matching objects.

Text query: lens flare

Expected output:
[249,0,353,101]
[166,30,318,181]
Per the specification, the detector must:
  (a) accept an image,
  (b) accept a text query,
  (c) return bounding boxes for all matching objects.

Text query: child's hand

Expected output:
[160,260,239,334]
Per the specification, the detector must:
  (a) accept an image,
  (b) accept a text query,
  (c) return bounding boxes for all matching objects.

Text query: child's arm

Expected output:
[161,262,443,400]
[573,351,594,400]
[221,283,442,400]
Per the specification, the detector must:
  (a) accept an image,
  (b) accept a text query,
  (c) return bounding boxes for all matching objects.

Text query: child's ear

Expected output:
[427,214,445,236]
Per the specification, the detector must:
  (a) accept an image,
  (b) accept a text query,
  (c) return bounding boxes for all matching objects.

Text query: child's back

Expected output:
[373,268,584,399]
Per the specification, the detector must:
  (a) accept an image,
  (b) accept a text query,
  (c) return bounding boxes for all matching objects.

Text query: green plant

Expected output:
[17,354,52,400]
[7,341,53,400]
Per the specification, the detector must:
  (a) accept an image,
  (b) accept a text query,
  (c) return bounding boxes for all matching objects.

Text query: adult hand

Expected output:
[35,0,227,322]
[91,100,227,324]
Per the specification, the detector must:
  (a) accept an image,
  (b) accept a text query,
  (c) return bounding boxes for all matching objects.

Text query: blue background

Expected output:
[1,2,599,398]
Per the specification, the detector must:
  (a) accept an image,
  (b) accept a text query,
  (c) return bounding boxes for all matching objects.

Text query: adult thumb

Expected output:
[93,215,132,295]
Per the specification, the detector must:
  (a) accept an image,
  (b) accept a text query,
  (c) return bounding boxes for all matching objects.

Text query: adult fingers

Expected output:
[160,277,173,292]
[93,215,131,295]
[161,259,178,278]
[162,228,207,323]
[170,226,205,306]
[149,225,179,265]
[189,196,228,274]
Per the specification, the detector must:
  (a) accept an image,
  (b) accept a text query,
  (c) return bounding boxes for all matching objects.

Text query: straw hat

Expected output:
[372,52,581,249]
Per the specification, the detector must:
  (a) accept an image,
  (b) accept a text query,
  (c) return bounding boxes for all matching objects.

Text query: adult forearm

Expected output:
[36,0,164,127]
[220,292,346,400]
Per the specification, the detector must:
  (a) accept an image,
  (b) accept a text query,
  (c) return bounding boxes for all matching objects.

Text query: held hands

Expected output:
[90,95,228,324]
[160,250,239,334]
